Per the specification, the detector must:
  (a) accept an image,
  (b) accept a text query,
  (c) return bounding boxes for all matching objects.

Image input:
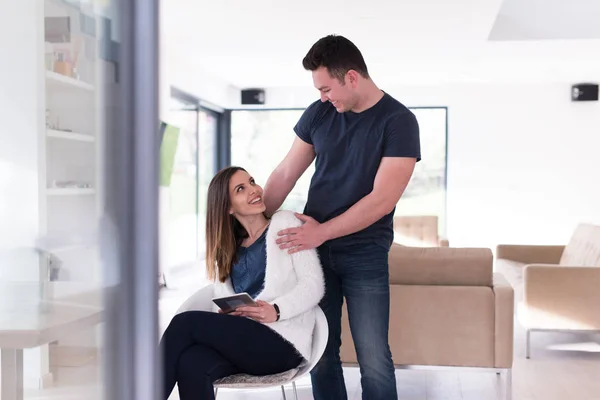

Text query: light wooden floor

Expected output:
[21,266,600,400]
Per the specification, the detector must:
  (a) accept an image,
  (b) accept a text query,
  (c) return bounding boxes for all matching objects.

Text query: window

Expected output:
[397,108,447,235]
[230,107,447,234]
[231,110,312,213]
[164,107,200,267]
[164,97,218,268]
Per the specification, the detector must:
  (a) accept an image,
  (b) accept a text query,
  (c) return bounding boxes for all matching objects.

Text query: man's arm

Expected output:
[263,137,316,217]
[321,156,416,240]
[277,156,416,252]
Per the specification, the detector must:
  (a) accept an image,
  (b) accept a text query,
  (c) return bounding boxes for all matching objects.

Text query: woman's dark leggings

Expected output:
[160,311,303,400]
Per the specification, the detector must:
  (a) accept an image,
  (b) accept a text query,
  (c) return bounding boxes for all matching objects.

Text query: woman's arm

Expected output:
[235,211,325,322]
[271,245,325,321]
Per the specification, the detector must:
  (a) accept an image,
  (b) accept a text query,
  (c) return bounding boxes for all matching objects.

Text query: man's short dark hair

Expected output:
[302,34,370,82]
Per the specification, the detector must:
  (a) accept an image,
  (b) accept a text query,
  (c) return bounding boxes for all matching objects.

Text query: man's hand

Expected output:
[276,213,328,254]
[229,300,278,323]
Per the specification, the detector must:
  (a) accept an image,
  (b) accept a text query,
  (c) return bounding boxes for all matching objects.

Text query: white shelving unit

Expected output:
[42,0,100,281]
[41,0,103,371]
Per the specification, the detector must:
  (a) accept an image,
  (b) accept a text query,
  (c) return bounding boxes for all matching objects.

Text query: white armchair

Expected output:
[175,284,328,400]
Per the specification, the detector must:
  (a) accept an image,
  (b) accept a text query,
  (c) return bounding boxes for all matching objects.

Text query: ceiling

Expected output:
[490,0,600,41]
[162,0,600,92]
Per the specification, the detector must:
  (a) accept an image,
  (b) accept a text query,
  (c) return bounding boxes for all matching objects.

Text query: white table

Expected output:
[0,283,104,400]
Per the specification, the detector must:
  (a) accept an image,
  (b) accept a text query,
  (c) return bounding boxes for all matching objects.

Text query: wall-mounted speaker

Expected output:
[571,83,598,101]
[241,89,265,105]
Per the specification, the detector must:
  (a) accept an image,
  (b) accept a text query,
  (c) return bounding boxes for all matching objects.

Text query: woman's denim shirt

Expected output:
[230,228,268,298]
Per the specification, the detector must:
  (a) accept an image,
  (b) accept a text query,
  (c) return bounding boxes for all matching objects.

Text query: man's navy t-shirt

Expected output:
[294,92,421,250]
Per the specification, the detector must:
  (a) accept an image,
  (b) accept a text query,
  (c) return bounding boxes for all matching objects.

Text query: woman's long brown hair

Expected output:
[205,166,249,282]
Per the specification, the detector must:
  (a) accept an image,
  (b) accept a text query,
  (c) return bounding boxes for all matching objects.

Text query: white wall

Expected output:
[0,0,51,389]
[244,81,600,248]
[0,0,44,281]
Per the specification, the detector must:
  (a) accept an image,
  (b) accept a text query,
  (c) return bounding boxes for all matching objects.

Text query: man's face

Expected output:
[312,66,357,113]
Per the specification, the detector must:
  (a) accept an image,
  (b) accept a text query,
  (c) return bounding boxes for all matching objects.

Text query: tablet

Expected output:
[212,292,258,313]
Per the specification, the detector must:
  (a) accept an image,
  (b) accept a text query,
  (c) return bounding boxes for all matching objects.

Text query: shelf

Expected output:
[47,129,95,143]
[43,244,93,254]
[47,188,95,196]
[36,242,94,254]
[46,71,95,91]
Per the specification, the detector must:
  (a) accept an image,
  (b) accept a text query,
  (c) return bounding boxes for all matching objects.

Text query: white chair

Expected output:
[175,284,328,400]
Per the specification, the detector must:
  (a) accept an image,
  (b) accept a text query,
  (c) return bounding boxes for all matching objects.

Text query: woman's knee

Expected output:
[166,311,209,334]
[178,345,237,384]
[163,312,189,338]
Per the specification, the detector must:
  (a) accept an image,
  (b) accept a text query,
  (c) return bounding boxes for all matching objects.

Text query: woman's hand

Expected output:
[229,300,278,323]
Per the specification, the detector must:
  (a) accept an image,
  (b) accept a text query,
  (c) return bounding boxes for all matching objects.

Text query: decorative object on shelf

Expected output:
[44,15,89,83]
[50,37,83,79]
[51,180,92,189]
[54,52,73,77]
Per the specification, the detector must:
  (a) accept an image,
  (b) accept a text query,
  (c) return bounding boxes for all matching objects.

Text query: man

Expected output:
[262,34,420,400]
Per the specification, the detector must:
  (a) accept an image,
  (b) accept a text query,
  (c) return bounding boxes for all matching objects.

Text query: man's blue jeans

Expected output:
[310,243,397,400]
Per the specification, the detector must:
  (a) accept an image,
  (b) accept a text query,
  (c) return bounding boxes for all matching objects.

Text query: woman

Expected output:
[160,166,325,400]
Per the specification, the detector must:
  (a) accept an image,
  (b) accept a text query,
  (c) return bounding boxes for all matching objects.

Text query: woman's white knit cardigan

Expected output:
[212,210,325,361]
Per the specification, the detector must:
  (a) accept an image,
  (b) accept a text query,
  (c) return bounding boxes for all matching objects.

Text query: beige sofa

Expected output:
[495,223,600,358]
[393,215,449,247]
[340,245,514,397]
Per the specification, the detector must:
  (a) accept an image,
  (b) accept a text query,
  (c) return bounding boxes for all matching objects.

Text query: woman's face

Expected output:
[228,170,266,217]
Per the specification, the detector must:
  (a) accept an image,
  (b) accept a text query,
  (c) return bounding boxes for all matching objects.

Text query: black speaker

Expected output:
[571,83,598,101]
[241,89,265,105]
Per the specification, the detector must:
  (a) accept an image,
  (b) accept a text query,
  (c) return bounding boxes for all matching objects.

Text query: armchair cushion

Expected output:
[559,223,600,267]
[494,259,526,303]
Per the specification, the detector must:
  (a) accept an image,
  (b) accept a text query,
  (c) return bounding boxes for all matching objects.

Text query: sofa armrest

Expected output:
[522,264,600,330]
[493,273,514,368]
[495,245,565,264]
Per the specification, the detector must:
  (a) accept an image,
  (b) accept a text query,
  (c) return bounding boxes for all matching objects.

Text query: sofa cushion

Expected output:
[494,258,526,306]
[560,223,600,267]
[389,245,493,287]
